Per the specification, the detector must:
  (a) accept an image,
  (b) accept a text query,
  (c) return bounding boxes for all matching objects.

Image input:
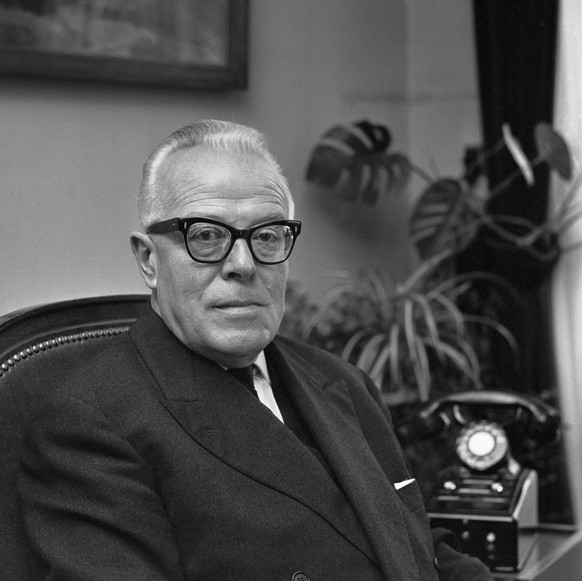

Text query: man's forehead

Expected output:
[166,146,269,173]
[158,147,289,217]
[165,148,266,189]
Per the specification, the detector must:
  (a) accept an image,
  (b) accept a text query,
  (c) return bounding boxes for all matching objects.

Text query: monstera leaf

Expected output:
[305,120,411,205]
[409,178,482,260]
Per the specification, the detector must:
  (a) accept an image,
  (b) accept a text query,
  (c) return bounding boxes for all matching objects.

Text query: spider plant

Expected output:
[302,250,518,404]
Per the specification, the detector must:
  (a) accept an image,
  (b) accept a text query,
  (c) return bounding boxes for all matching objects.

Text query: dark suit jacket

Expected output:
[19,307,491,580]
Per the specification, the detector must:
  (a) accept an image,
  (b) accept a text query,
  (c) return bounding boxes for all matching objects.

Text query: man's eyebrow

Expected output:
[188,212,288,225]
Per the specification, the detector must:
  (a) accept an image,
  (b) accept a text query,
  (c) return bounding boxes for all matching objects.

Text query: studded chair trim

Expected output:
[0,326,130,379]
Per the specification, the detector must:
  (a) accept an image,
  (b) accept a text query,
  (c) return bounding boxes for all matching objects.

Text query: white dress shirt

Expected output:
[251,352,284,423]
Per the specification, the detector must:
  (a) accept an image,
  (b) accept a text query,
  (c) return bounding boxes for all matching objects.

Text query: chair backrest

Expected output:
[0,294,149,580]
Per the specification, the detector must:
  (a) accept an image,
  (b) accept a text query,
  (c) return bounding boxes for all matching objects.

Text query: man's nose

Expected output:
[221,238,256,279]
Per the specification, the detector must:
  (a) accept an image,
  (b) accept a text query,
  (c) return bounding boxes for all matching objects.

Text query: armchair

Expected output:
[0,294,149,579]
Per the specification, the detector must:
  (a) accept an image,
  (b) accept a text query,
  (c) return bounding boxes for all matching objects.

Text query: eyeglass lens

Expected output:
[186,222,295,263]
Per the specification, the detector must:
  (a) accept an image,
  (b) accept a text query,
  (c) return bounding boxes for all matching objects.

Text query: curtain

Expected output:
[472,0,558,397]
[552,0,582,525]
[472,1,575,523]
[473,0,557,220]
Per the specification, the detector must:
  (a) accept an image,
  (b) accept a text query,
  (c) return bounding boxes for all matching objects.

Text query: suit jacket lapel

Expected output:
[129,309,378,565]
[266,340,421,581]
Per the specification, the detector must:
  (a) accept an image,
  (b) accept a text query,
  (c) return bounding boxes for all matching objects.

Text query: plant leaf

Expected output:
[305,121,411,205]
[403,298,420,364]
[412,293,440,341]
[356,333,388,372]
[464,314,521,373]
[363,268,394,320]
[422,336,481,387]
[383,153,411,196]
[427,292,464,333]
[369,342,393,387]
[410,337,431,401]
[388,322,401,390]
[341,328,369,361]
[409,178,480,259]
[502,123,534,186]
[399,248,454,293]
[534,122,572,180]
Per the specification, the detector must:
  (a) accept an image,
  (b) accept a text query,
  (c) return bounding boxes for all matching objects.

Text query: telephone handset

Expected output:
[398,390,561,571]
[397,390,560,472]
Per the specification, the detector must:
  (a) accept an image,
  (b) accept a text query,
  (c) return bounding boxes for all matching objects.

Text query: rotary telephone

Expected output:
[397,390,560,572]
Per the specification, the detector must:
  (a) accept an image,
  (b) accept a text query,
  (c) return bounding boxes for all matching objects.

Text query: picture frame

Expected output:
[0,0,248,90]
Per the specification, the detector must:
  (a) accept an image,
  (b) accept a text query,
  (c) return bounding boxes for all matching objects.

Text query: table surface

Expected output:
[493,525,582,581]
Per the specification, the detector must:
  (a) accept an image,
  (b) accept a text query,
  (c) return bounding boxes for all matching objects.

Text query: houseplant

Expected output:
[408,122,577,287]
[302,119,577,403]
[301,119,577,515]
[299,249,518,405]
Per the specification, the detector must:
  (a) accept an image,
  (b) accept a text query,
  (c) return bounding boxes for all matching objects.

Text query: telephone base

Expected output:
[429,469,538,571]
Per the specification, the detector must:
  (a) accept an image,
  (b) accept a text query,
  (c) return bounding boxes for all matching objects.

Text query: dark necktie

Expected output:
[227,365,258,398]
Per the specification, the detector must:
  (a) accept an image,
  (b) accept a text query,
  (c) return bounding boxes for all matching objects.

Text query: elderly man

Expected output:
[19,120,492,580]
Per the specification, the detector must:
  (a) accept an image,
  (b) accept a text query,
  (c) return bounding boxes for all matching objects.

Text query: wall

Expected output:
[407,0,481,199]
[0,0,479,315]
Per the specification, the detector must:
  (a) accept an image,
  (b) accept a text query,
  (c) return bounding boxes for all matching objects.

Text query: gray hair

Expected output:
[138,119,294,228]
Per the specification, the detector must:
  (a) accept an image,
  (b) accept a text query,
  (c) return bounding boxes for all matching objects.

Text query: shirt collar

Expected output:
[219,351,270,383]
[252,351,270,383]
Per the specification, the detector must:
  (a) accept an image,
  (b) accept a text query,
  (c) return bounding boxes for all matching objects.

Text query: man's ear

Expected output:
[130,232,158,290]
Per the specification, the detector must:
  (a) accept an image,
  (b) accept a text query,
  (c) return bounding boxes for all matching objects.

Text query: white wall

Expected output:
[0,0,479,315]
[407,0,481,200]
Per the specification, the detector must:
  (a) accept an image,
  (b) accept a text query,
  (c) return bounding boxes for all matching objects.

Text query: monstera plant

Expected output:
[306,119,577,271]
[412,122,575,267]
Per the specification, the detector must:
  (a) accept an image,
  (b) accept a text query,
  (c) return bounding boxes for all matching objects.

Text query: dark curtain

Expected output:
[471,0,571,523]
[473,0,558,221]
[471,0,558,395]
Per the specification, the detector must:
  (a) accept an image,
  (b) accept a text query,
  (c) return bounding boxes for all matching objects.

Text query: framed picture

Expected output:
[0,0,248,90]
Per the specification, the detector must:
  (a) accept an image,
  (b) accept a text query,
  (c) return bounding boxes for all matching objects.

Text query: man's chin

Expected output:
[203,330,273,365]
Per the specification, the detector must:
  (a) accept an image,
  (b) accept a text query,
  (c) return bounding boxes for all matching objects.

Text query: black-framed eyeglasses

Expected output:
[147,217,302,264]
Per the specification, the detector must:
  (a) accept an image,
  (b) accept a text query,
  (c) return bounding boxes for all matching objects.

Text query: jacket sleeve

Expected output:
[359,371,494,581]
[18,394,185,581]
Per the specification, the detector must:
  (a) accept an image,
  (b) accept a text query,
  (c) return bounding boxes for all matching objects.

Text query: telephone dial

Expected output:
[397,390,560,572]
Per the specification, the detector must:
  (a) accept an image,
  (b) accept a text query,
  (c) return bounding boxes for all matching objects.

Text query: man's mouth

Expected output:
[214,300,264,311]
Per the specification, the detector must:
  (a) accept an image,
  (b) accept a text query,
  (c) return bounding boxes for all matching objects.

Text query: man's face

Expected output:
[132,147,291,368]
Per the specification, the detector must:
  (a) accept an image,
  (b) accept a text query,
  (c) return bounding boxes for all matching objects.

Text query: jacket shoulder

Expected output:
[273,334,362,378]
[272,334,386,410]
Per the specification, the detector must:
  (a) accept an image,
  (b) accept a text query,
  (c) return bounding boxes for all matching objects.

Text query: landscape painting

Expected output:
[0,0,248,89]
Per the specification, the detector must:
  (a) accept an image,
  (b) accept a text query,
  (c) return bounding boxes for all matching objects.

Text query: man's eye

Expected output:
[189,225,226,242]
[255,227,286,243]
[256,230,278,242]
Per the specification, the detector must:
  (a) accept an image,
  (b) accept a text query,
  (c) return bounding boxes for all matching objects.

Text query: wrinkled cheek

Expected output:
[268,271,288,317]
[266,307,284,334]
[267,290,286,329]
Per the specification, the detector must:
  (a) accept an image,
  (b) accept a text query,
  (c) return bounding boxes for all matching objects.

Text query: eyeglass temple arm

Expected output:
[147,218,182,234]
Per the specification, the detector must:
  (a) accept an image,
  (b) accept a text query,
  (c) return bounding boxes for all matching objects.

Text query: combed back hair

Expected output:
[138,119,294,228]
